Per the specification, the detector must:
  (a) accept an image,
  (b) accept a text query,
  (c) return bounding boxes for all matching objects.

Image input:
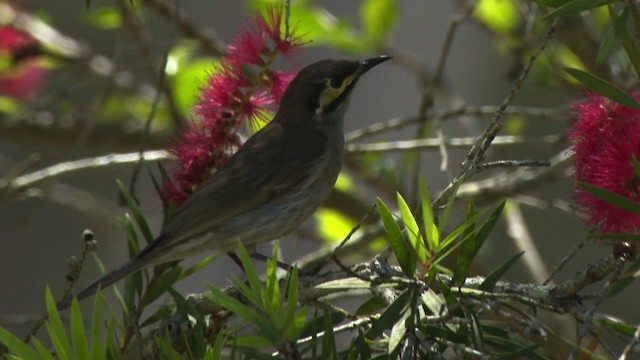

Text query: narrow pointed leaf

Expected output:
[45,287,72,359]
[0,327,41,358]
[455,202,477,286]
[545,0,619,19]
[420,179,439,250]
[378,198,414,277]
[365,289,411,339]
[322,304,337,360]
[475,201,506,255]
[579,182,640,215]
[116,179,154,243]
[70,298,89,360]
[397,192,427,263]
[237,241,264,305]
[565,68,640,110]
[479,252,524,291]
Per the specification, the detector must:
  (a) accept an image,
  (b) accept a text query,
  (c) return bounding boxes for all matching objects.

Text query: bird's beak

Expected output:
[358,55,392,75]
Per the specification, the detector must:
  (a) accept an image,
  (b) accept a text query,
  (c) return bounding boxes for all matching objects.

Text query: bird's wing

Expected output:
[150,122,328,250]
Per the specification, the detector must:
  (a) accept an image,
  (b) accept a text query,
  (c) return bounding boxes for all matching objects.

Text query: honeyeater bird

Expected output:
[65,56,391,307]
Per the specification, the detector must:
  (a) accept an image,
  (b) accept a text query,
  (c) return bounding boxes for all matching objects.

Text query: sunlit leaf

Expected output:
[397,192,427,264]
[378,198,415,277]
[475,0,520,34]
[361,0,398,48]
[545,0,620,19]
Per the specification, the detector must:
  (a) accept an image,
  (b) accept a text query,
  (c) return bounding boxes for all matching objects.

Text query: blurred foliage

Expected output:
[4,0,640,358]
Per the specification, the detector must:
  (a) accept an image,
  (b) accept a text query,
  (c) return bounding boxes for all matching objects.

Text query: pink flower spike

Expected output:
[571,92,640,234]
[0,26,38,52]
[227,27,266,66]
[0,26,46,99]
[255,7,304,58]
[269,71,296,103]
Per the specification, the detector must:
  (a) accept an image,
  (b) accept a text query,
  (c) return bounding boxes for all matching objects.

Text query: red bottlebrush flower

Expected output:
[269,71,295,103]
[571,93,640,233]
[162,7,304,206]
[0,26,46,100]
[227,27,266,66]
[255,7,305,58]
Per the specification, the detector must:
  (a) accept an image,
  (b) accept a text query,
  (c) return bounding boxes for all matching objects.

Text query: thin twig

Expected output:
[411,0,477,201]
[433,18,561,209]
[22,231,96,343]
[543,238,589,285]
[0,151,170,198]
[346,105,565,142]
[347,134,564,153]
[569,260,626,360]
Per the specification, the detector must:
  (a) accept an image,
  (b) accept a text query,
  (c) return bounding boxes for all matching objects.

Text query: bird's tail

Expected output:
[57,255,154,311]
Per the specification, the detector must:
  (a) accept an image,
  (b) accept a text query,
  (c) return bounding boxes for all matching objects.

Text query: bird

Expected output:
[65,56,391,308]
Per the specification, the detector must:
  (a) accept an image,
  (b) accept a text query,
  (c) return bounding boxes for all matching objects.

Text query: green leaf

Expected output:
[565,68,640,110]
[284,268,300,337]
[578,182,640,215]
[497,344,540,359]
[172,58,216,117]
[530,0,571,6]
[356,296,387,315]
[116,179,154,243]
[615,10,640,77]
[235,337,275,350]
[314,277,372,290]
[207,287,277,344]
[479,252,524,291]
[365,289,411,339]
[180,255,216,279]
[0,327,41,358]
[45,287,72,359]
[588,233,640,242]
[608,255,640,297]
[322,304,337,360]
[421,289,446,316]
[544,0,620,19]
[164,287,207,359]
[594,312,635,336]
[438,181,460,233]
[90,288,104,359]
[388,308,408,355]
[70,299,89,360]
[315,207,353,243]
[475,201,505,256]
[633,155,640,178]
[142,266,182,304]
[236,241,264,306]
[84,6,122,29]
[474,0,520,34]
[360,0,398,48]
[397,192,427,264]
[420,179,440,250]
[455,202,477,286]
[33,337,57,360]
[377,198,414,277]
[596,6,628,65]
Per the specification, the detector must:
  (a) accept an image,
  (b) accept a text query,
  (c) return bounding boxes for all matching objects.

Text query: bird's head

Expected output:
[275,56,391,125]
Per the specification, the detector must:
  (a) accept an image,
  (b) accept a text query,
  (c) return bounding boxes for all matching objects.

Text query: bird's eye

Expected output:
[316,75,357,115]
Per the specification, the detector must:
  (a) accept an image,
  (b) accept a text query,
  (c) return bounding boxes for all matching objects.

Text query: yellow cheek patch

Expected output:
[317,74,356,112]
